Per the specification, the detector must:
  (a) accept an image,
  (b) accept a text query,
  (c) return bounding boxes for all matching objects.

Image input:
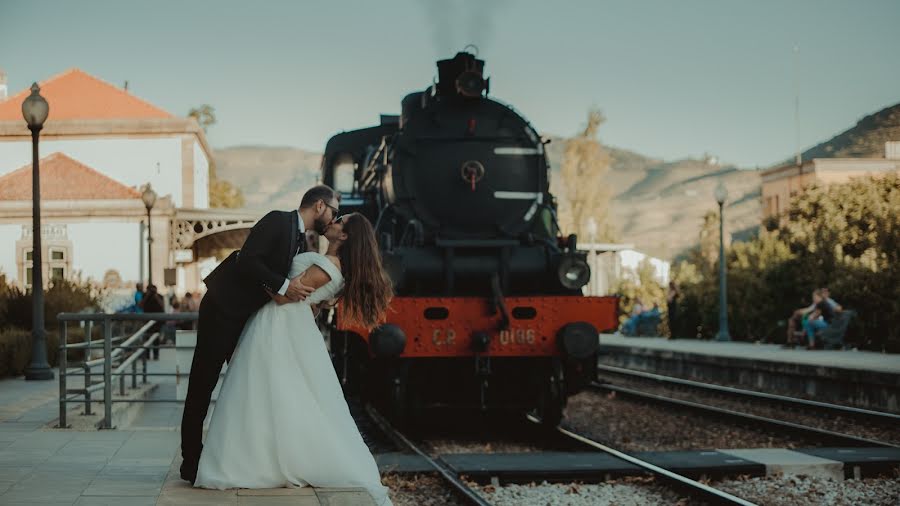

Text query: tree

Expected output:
[673,173,900,350]
[188,104,217,132]
[557,109,614,241]
[697,209,731,268]
[187,105,245,208]
[209,177,245,208]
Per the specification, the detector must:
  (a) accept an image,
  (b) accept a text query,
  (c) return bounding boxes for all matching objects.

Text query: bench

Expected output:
[815,310,855,350]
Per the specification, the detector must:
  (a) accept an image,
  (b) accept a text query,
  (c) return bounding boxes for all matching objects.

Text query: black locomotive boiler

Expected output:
[321,51,618,427]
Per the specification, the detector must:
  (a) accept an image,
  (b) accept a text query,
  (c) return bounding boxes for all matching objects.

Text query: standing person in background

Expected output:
[133,283,145,313]
[179,292,199,330]
[141,284,166,360]
[667,281,680,339]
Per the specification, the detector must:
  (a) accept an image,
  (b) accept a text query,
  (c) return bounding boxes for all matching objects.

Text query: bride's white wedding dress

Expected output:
[195,252,392,506]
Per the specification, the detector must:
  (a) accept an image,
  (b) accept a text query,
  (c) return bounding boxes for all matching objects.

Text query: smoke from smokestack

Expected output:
[420,0,507,56]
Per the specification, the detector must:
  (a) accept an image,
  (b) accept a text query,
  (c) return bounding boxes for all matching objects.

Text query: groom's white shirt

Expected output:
[276,210,305,296]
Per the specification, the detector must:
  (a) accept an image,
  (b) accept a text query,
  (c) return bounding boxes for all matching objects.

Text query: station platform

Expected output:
[0,350,380,505]
[597,335,900,413]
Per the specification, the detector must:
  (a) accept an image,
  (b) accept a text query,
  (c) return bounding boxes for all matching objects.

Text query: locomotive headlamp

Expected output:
[369,324,406,357]
[557,322,600,359]
[557,255,591,290]
[456,70,486,98]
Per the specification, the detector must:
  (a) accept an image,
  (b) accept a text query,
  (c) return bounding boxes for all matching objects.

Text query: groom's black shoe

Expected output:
[180,460,197,485]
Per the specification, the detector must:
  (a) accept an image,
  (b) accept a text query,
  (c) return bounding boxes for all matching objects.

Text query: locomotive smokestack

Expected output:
[436,51,488,98]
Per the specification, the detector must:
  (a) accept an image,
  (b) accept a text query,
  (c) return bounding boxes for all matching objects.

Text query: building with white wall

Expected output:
[580,243,671,296]
[0,68,224,298]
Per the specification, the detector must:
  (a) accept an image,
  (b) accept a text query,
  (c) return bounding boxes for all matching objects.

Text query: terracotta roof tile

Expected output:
[0,152,141,201]
[0,68,173,121]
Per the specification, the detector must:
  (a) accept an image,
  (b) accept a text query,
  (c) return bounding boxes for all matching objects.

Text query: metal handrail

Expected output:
[57,311,199,429]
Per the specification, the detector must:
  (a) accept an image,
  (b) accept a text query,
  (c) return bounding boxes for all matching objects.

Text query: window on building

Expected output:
[50,249,65,261]
[25,267,33,286]
[775,195,780,215]
[25,249,33,261]
[51,267,65,281]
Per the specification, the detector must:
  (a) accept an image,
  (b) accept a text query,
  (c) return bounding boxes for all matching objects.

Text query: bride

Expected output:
[195,213,394,506]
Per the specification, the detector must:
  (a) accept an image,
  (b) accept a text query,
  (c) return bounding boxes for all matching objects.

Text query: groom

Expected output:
[180,184,341,483]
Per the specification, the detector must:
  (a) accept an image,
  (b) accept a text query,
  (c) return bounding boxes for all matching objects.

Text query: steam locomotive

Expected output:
[321,51,618,427]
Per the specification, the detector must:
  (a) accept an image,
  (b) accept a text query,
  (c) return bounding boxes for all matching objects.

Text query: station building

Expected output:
[760,141,900,221]
[0,68,256,304]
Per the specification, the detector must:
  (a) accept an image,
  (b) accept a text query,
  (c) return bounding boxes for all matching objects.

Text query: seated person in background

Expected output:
[621,299,644,336]
[786,287,841,346]
[803,289,835,349]
[820,287,842,312]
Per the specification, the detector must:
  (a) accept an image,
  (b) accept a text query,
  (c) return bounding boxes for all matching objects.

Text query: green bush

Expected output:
[0,274,103,377]
[1,277,101,330]
[672,174,900,351]
[0,326,97,378]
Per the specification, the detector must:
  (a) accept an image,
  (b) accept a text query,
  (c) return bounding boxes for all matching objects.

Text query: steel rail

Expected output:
[536,415,756,505]
[591,382,897,449]
[596,364,900,424]
[366,405,492,506]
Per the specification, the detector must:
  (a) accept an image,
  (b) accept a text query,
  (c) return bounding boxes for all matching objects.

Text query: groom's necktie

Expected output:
[296,229,305,255]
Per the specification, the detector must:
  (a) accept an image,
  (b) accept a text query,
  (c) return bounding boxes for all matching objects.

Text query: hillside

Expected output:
[796,103,900,160]
[213,101,900,261]
[544,137,761,258]
[215,141,759,259]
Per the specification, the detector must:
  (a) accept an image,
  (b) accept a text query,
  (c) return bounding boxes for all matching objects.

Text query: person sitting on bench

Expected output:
[804,289,836,349]
[786,287,841,346]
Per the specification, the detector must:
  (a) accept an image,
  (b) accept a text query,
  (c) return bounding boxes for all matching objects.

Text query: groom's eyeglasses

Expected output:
[334,214,346,224]
[322,201,339,215]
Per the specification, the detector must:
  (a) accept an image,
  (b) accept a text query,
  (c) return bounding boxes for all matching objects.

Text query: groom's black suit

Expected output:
[180,210,305,482]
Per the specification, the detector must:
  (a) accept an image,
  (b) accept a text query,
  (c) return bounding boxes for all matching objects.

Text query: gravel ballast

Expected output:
[715,470,900,506]
[563,390,804,452]
[383,473,466,506]
[473,477,688,505]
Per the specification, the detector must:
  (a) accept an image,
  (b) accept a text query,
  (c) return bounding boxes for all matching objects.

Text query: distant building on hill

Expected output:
[760,141,900,220]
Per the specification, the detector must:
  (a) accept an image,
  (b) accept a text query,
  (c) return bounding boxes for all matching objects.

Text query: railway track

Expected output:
[596,364,900,426]
[591,366,897,448]
[365,405,492,506]
[366,402,756,505]
[530,414,757,505]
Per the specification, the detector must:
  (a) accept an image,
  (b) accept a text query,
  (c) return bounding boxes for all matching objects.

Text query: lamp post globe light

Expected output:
[141,183,158,286]
[22,83,54,380]
[714,180,731,342]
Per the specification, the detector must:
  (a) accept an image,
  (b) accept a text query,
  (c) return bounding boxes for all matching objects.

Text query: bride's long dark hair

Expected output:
[337,213,393,329]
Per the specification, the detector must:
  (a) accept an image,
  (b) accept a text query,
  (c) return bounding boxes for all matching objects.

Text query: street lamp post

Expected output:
[714,181,731,342]
[586,217,598,296]
[141,184,157,286]
[22,83,53,381]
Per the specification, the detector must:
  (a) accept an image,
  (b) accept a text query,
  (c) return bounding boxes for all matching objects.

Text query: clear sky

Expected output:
[2,0,898,167]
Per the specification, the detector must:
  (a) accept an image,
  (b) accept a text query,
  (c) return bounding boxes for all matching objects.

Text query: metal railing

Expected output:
[57,312,198,429]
